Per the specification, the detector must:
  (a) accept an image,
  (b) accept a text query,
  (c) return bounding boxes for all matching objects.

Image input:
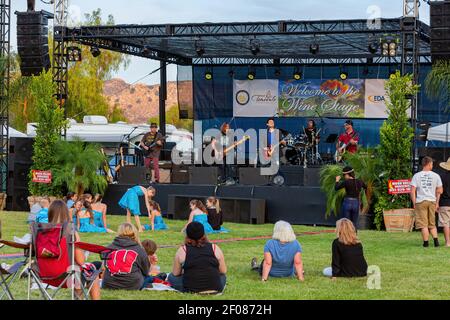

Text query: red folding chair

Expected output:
[0,240,30,300]
[27,222,101,300]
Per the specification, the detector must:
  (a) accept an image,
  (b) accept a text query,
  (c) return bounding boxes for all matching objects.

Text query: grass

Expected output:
[1,211,450,300]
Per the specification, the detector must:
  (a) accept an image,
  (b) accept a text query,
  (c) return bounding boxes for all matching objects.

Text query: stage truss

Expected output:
[0,0,10,193]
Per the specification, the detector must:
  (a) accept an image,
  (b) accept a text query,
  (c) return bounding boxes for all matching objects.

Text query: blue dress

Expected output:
[35,208,49,223]
[144,215,168,231]
[78,217,107,233]
[93,210,105,228]
[192,214,221,234]
[118,186,144,216]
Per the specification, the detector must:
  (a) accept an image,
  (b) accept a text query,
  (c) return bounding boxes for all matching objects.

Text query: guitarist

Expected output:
[140,123,164,183]
[266,117,287,160]
[211,122,233,183]
[336,120,359,161]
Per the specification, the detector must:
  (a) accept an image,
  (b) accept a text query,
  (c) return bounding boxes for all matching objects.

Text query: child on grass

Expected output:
[144,201,168,231]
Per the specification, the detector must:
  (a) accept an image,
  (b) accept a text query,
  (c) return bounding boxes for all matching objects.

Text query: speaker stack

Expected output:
[16,11,51,76]
[6,138,34,211]
[430,1,450,62]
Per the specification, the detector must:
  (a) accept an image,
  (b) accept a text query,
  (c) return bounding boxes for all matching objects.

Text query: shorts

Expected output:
[438,206,450,227]
[415,200,436,229]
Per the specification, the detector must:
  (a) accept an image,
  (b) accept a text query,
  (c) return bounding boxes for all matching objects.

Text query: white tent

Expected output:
[427,122,450,142]
[3,126,28,138]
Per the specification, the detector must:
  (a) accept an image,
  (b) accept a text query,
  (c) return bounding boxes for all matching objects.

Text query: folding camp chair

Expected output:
[27,222,101,300]
[0,240,30,300]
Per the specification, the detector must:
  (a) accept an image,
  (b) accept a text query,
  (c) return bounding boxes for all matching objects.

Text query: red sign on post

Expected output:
[32,170,52,184]
[388,179,411,195]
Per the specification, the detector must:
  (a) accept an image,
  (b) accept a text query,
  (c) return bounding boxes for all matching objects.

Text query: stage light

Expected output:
[381,38,398,57]
[293,68,302,80]
[67,46,82,62]
[339,72,348,80]
[195,41,205,56]
[271,174,285,186]
[247,70,256,80]
[141,46,151,56]
[204,70,213,80]
[250,40,260,56]
[309,43,319,54]
[368,42,378,54]
[90,46,101,58]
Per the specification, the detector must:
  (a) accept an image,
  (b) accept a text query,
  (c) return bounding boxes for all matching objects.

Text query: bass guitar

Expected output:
[142,135,168,157]
[334,131,358,162]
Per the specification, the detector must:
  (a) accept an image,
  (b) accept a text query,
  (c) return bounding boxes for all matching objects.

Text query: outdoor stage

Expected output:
[103,183,338,226]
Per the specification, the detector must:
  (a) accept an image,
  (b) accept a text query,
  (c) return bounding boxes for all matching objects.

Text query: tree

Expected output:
[52,138,108,197]
[373,71,420,230]
[425,60,450,114]
[148,104,193,131]
[65,9,130,123]
[28,71,68,196]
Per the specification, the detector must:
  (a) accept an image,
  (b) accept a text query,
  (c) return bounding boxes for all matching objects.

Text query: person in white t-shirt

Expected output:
[410,156,443,247]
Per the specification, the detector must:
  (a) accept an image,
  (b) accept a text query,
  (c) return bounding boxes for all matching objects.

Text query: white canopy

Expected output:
[427,122,450,142]
[4,127,28,138]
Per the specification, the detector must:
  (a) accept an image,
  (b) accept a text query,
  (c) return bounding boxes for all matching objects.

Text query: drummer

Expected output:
[304,119,320,147]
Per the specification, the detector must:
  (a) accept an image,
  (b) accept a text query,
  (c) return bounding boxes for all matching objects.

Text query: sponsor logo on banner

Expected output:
[233,80,279,117]
[364,79,388,118]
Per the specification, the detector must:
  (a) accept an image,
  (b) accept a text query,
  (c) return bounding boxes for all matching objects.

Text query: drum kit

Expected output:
[281,129,322,168]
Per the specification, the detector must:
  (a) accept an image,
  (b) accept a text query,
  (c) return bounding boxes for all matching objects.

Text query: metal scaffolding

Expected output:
[0,0,10,193]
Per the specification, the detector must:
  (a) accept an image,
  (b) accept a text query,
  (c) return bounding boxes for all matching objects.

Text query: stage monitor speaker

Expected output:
[7,161,32,191]
[16,11,51,76]
[430,1,450,61]
[171,165,189,184]
[189,166,219,185]
[238,167,270,186]
[303,167,321,187]
[278,166,304,186]
[118,166,150,184]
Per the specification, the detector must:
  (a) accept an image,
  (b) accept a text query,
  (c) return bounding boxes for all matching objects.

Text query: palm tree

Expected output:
[425,60,450,113]
[320,164,345,218]
[52,138,108,197]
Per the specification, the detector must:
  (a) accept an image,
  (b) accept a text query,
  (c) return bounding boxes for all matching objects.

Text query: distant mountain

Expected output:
[103,78,179,124]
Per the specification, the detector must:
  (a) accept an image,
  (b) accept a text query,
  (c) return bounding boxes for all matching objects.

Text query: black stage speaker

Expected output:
[171,165,189,184]
[7,138,34,211]
[303,167,321,187]
[278,166,304,186]
[16,11,51,76]
[418,147,449,166]
[118,166,150,184]
[430,1,450,61]
[189,166,219,185]
[238,167,270,186]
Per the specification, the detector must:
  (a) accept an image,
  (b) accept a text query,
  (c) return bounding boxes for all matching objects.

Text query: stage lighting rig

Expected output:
[250,39,260,56]
[368,42,379,54]
[195,40,205,57]
[247,68,256,80]
[293,68,302,80]
[67,46,82,62]
[204,70,213,80]
[380,37,399,57]
[339,72,348,80]
[309,43,319,55]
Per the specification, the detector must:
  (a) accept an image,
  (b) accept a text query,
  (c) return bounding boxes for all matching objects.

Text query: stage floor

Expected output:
[103,183,337,226]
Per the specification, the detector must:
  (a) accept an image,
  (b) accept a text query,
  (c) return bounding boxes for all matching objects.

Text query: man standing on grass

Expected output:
[410,156,443,247]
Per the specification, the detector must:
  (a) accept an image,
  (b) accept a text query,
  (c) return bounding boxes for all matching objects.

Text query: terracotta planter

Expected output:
[383,208,415,232]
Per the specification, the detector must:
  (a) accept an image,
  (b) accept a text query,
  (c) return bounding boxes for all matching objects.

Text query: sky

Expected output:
[11,0,431,85]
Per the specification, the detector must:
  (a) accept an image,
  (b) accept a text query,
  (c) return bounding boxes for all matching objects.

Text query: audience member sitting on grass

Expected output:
[322,218,368,279]
[82,193,93,204]
[77,201,111,233]
[144,200,168,231]
[169,221,227,293]
[181,200,216,234]
[91,194,109,230]
[69,200,83,228]
[140,239,168,287]
[65,192,77,209]
[251,220,304,282]
[47,199,101,300]
[102,223,151,290]
[35,198,51,223]
[206,197,228,233]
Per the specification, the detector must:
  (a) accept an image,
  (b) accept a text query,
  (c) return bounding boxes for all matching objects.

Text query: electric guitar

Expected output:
[142,135,168,157]
[334,131,358,162]
[215,135,250,159]
[263,136,288,160]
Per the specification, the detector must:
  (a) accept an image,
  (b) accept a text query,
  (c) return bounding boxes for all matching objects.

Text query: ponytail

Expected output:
[207,196,221,214]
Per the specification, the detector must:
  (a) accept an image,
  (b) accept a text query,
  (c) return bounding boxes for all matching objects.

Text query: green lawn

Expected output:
[1,211,450,300]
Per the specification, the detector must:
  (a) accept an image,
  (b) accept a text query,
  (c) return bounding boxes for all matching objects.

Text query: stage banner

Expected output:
[278,79,366,117]
[364,79,389,118]
[233,80,278,117]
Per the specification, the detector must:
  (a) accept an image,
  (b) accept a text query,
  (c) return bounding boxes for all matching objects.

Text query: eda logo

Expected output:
[368,95,385,103]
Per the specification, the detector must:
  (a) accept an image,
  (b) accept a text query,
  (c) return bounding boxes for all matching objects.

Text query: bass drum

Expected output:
[284,146,300,165]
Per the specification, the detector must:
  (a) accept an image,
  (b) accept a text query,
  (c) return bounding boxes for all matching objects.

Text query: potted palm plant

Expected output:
[52,138,108,197]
